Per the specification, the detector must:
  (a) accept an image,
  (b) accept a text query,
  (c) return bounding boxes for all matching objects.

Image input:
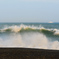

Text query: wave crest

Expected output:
[0,24,59,35]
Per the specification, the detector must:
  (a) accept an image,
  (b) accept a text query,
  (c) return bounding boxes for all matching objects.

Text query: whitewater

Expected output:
[0,23,59,50]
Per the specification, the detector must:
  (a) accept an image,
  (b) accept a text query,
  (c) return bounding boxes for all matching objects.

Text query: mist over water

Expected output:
[0,23,59,50]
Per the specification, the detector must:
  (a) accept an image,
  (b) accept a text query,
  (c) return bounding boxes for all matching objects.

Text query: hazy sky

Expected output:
[0,0,59,22]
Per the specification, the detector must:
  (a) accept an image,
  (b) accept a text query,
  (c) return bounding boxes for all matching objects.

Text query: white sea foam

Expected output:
[0,32,59,50]
[0,24,44,32]
[0,24,59,36]
[53,29,59,35]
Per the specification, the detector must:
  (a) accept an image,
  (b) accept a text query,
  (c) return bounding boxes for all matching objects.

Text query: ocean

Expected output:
[0,23,59,50]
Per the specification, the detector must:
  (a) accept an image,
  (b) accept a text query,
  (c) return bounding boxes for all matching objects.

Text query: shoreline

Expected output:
[0,48,59,59]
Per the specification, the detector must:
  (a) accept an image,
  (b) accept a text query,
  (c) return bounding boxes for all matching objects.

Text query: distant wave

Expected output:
[0,24,59,35]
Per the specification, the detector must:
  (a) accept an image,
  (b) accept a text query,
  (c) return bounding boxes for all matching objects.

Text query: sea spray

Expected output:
[0,31,59,50]
[0,23,59,50]
[0,32,49,48]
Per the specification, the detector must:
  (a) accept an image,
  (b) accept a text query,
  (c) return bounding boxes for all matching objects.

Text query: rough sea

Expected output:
[0,23,59,50]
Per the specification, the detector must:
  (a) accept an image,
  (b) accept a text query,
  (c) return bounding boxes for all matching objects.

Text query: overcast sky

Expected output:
[0,0,59,23]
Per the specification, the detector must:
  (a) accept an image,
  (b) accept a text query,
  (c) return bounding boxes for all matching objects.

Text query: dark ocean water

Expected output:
[0,23,59,50]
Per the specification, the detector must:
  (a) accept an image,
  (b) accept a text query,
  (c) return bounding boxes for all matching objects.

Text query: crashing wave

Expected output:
[0,24,59,35]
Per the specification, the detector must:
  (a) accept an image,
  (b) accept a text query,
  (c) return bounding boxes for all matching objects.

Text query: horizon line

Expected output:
[0,22,59,23]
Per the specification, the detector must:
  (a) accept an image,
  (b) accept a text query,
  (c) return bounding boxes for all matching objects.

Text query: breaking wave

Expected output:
[0,24,59,50]
[0,24,59,35]
[0,32,59,50]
